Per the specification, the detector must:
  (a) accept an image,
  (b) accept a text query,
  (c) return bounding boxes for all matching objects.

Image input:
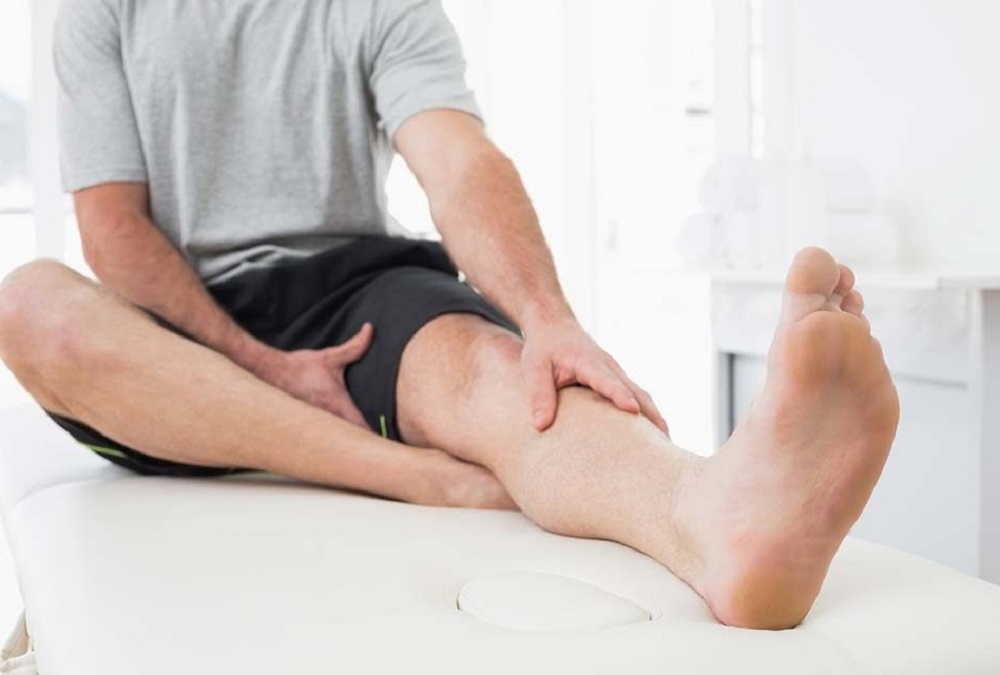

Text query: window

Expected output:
[0,0,34,281]
[749,0,765,158]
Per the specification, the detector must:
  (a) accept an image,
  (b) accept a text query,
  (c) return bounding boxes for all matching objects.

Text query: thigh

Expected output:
[206,238,520,443]
[271,263,520,442]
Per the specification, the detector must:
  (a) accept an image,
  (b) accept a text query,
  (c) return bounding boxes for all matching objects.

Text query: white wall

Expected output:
[390,0,721,453]
[775,0,1000,269]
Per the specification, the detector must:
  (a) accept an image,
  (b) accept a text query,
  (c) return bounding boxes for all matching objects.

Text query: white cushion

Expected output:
[1,404,999,674]
[456,572,653,632]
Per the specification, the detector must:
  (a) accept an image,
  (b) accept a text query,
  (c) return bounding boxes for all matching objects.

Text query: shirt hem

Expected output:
[383,97,483,147]
[62,168,149,193]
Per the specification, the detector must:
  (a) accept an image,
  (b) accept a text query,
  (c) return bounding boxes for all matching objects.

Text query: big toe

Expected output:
[786,247,841,295]
[781,247,843,324]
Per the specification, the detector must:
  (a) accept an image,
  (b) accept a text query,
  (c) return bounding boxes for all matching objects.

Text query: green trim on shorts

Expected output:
[379,414,388,439]
[82,442,128,459]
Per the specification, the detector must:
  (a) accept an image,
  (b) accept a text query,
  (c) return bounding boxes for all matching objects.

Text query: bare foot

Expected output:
[676,247,900,629]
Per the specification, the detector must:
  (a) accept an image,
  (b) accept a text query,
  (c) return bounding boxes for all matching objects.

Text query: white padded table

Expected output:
[2,404,1000,674]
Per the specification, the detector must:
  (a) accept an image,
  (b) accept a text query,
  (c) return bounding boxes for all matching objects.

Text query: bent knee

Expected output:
[0,259,87,320]
[0,258,81,295]
[0,260,100,369]
[467,323,524,386]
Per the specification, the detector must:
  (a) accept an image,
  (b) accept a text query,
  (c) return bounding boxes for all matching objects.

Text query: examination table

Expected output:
[1,404,999,673]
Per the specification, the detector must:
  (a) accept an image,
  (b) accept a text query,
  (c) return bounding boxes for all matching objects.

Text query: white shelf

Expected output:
[708,268,1000,291]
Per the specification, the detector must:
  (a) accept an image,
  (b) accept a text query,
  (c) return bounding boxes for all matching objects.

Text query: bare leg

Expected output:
[397,247,899,629]
[0,260,453,504]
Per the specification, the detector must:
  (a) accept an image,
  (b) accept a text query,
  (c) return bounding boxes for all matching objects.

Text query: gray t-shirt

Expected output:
[54,0,480,283]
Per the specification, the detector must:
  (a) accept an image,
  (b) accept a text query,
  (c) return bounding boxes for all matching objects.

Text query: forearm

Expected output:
[82,210,270,368]
[432,145,575,330]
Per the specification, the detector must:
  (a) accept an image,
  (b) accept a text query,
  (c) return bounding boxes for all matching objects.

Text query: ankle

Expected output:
[660,452,709,589]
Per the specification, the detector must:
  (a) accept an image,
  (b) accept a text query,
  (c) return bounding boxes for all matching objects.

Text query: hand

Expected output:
[419,448,518,510]
[249,323,374,429]
[521,318,669,434]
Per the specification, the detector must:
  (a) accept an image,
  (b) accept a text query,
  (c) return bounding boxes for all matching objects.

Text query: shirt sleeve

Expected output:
[368,0,483,145]
[53,0,148,192]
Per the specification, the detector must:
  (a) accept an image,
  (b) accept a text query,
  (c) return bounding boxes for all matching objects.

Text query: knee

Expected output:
[466,327,524,388]
[0,259,96,371]
[1,258,79,292]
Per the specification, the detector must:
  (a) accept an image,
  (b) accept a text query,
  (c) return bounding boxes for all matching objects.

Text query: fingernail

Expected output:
[533,409,545,425]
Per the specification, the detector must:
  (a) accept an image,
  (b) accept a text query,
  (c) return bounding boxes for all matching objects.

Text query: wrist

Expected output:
[228,332,281,375]
[519,297,577,334]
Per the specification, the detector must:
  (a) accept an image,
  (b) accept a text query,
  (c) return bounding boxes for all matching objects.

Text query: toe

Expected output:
[785,247,841,297]
[835,265,856,297]
[841,289,864,316]
[781,247,842,324]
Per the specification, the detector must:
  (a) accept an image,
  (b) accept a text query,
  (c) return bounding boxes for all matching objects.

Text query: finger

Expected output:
[577,363,640,414]
[610,366,670,434]
[640,391,669,435]
[525,356,558,431]
[325,323,374,367]
[628,381,669,434]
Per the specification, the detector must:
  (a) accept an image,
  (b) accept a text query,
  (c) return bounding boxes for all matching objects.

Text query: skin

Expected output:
[394,247,898,629]
[0,259,514,509]
[69,111,665,440]
[0,111,900,628]
[70,180,377,429]
[42,110,660,503]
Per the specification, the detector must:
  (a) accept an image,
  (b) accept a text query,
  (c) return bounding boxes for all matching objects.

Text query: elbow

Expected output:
[79,225,107,275]
[78,208,140,276]
[79,231,102,273]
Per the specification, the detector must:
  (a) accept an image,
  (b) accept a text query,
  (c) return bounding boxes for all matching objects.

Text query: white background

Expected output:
[3,0,1000,635]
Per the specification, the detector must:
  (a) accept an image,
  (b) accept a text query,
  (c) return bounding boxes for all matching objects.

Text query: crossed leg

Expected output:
[0,260,484,504]
[396,247,899,629]
[0,248,899,629]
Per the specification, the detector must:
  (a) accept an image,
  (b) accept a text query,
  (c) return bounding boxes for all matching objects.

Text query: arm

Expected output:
[74,182,514,509]
[75,182,374,427]
[396,114,571,331]
[56,1,375,428]
[55,0,513,508]
[396,110,668,433]
[54,1,375,424]
[75,183,264,368]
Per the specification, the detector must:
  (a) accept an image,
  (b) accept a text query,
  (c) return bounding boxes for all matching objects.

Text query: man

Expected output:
[0,0,898,630]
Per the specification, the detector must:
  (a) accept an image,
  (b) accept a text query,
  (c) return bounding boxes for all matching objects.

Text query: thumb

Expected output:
[525,355,558,431]
[333,399,372,431]
[325,323,374,367]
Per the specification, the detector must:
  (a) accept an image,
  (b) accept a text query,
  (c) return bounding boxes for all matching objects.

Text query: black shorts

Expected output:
[44,237,519,477]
